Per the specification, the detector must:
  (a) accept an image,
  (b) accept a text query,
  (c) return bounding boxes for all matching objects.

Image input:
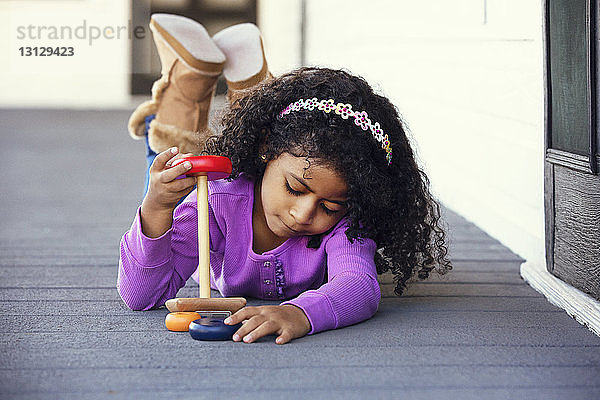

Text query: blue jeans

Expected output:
[143,114,158,196]
[143,114,192,205]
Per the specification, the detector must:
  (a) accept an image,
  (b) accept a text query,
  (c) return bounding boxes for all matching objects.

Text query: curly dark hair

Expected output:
[205,66,451,296]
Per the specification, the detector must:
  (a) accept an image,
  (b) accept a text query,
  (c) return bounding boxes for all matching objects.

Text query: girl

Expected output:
[118,15,451,345]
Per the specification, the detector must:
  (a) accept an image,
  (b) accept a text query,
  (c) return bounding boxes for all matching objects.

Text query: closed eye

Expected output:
[285,180,302,196]
[321,204,339,216]
[285,180,340,216]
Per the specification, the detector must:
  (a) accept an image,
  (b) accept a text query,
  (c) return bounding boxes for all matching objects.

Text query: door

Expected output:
[544,0,600,300]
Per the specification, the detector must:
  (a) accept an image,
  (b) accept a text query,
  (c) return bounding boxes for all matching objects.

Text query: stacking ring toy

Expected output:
[165,155,246,341]
[189,317,242,341]
[172,155,232,180]
[165,312,201,332]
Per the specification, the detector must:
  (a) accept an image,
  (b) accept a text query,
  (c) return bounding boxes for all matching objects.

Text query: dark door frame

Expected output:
[543,0,600,300]
[544,0,599,175]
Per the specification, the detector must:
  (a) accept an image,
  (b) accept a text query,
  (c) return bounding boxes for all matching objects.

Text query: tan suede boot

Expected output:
[212,23,273,106]
[128,14,225,154]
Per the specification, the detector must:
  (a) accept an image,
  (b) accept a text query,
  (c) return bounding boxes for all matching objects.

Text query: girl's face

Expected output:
[258,152,349,239]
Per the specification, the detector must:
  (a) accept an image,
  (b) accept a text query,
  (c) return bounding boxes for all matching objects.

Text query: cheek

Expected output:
[312,213,345,234]
[261,182,287,216]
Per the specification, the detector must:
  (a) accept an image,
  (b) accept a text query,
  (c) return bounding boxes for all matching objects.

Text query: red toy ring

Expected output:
[172,155,232,180]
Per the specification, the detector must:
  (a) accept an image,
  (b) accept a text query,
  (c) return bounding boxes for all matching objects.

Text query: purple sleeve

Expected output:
[280,228,381,334]
[117,197,222,310]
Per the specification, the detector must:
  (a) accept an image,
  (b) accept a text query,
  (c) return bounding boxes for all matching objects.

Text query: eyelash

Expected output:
[284,181,339,216]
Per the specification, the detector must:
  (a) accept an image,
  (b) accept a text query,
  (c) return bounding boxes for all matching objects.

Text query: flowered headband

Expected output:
[279,98,392,165]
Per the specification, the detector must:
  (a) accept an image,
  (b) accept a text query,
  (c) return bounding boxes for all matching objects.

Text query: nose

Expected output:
[290,198,316,226]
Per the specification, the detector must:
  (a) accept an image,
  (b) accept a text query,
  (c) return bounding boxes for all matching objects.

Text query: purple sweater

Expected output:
[118,175,381,334]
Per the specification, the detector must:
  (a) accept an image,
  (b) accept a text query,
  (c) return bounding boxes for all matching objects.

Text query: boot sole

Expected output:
[212,23,269,86]
[150,14,225,74]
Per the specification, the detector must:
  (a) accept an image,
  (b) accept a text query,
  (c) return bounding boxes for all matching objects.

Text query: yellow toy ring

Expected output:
[165,312,201,332]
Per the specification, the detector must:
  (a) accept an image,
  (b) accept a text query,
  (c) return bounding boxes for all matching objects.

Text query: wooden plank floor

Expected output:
[1,109,599,400]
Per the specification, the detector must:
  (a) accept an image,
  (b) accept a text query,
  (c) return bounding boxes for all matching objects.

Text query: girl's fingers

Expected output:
[165,152,194,168]
[168,176,196,193]
[226,307,255,326]
[241,321,278,343]
[151,147,179,171]
[160,160,193,183]
[276,330,293,345]
[232,315,263,341]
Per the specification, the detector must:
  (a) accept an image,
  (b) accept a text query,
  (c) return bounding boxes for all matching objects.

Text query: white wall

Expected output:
[1,0,545,265]
[260,0,545,267]
[257,0,303,75]
[0,0,135,108]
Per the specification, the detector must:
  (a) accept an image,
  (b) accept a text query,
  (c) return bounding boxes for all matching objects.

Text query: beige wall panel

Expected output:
[0,0,134,108]
[259,0,545,265]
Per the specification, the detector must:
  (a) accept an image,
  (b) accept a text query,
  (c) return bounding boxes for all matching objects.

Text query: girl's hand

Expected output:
[140,147,196,238]
[224,305,311,345]
[143,147,197,213]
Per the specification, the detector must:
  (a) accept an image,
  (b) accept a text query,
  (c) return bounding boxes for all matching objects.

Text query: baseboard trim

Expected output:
[521,260,600,337]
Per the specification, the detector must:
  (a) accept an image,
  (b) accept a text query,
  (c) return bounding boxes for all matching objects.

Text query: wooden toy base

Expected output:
[165,297,247,313]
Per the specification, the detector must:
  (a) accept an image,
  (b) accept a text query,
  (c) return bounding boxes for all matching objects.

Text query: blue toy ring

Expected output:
[189,317,242,341]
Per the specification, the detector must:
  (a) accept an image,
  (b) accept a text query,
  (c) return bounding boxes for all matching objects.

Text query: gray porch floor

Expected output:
[0,109,599,400]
